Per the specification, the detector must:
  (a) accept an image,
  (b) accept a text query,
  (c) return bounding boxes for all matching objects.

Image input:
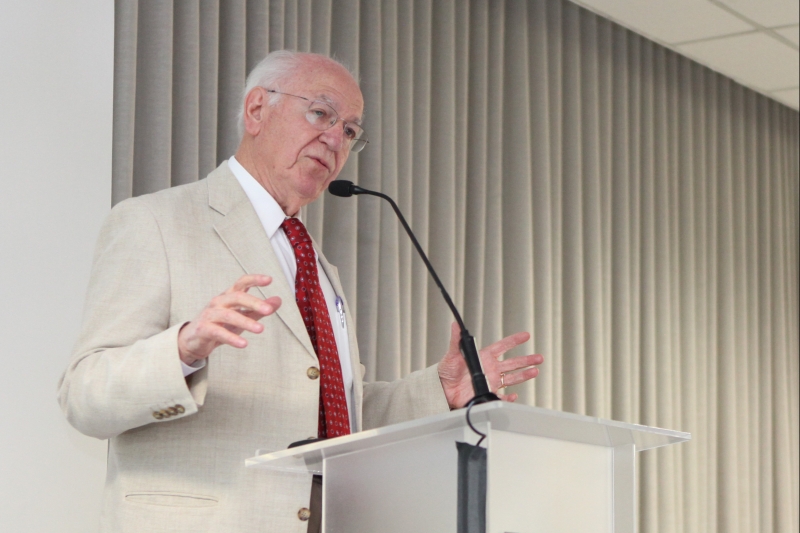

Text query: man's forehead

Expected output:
[289,58,363,119]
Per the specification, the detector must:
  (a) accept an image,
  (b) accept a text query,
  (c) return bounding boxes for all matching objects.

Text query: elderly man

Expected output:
[59,50,542,533]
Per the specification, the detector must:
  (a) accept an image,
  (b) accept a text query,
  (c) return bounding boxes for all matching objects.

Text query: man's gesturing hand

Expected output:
[178,274,282,365]
[437,322,544,409]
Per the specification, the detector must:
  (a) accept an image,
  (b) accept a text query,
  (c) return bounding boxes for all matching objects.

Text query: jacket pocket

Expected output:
[125,492,218,508]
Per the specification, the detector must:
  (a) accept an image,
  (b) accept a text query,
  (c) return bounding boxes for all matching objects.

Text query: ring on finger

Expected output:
[499,372,506,389]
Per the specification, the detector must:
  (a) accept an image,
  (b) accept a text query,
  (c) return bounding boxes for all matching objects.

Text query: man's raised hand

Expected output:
[437,322,544,409]
[177,274,281,365]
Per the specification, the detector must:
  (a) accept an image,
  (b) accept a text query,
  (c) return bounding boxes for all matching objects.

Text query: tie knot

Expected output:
[281,218,312,245]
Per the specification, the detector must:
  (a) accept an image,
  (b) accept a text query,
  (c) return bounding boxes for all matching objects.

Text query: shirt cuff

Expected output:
[181,358,206,377]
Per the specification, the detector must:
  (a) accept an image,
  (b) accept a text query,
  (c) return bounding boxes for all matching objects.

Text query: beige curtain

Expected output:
[113,1,799,531]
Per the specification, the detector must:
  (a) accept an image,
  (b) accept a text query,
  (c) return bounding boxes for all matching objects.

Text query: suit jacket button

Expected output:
[298,507,311,521]
[159,409,171,418]
[152,411,164,420]
[166,407,178,416]
[175,405,185,414]
[307,367,320,379]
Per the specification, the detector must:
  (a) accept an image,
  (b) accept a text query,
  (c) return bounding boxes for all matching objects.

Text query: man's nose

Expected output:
[318,122,347,151]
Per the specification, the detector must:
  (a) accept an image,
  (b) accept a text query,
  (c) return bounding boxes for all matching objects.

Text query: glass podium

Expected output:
[247,402,690,533]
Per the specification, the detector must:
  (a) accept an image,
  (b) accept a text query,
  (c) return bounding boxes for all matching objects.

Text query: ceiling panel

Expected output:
[770,88,800,109]
[678,33,800,91]
[573,0,753,43]
[715,0,799,29]
[774,25,800,46]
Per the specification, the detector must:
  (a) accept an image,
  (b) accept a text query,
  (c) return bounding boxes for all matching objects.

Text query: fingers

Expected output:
[494,352,542,392]
[214,291,280,316]
[204,307,264,335]
[498,392,518,403]
[261,295,282,314]
[491,347,543,398]
[204,278,281,334]
[193,320,251,349]
[496,353,544,374]
[448,321,461,355]
[229,274,274,293]
[178,274,280,364]
[498,366,540,389]
[480,331,531,359]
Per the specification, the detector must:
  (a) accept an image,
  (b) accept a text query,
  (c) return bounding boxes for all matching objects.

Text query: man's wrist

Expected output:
[437,366,461,410]
[177,322,196,365]
[179,353,198,365]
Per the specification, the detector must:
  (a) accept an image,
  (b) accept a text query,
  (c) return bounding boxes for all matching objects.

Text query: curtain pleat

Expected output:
[546,0,566,413]
[132,1,173,196]
[197,1,220,180]
[113,1,800,531]
[171,0,200,187]
[395,0,414,376]
[501,0,535,399]
[677,54,698,533]
[216,0,245,163]
[527,0,553,411]
[111,0,137,204]
[426,1,456,360]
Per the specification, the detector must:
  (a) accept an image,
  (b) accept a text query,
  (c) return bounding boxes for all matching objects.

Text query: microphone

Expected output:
[327,180,362,197]
[328,180,499,406]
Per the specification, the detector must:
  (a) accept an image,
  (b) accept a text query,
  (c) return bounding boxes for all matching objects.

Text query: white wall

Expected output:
[0,1,113,531]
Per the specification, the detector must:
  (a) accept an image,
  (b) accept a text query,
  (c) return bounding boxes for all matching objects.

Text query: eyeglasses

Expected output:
[265,89,369,153]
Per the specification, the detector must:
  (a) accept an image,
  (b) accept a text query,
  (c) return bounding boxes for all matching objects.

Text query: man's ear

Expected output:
[242,87,268,136]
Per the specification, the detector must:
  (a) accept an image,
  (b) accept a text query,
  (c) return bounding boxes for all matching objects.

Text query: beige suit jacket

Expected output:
[58,163,449,533]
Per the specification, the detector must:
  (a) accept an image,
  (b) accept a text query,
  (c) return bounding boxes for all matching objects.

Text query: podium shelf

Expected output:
[246,402,690,474]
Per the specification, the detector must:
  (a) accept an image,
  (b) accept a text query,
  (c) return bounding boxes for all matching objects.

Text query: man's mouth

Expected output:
[309,156,331,171]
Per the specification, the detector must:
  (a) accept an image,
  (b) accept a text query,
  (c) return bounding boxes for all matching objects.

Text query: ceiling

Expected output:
[568,0,799,110]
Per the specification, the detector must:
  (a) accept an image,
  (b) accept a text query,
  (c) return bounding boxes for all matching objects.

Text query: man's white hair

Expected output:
[237,50,357,138]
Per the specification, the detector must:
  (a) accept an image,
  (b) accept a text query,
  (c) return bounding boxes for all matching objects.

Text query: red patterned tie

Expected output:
[281,218,351,438]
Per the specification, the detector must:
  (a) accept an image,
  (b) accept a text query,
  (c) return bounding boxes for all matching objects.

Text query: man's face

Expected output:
[248,59,364,214]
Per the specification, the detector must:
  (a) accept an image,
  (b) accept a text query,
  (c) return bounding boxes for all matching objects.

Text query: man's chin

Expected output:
[294,182,330,207]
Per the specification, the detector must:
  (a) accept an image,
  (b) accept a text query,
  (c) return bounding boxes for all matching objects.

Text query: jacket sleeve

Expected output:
[57,199,206,440]
[361,364,450,430]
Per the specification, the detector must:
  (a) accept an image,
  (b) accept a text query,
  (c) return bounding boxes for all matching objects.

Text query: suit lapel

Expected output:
[206,165,317,362]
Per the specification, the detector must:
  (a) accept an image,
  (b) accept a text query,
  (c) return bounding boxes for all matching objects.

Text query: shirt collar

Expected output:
[228,156,295,238]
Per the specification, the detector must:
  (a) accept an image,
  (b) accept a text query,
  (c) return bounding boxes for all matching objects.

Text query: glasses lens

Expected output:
[305,99,368,153]
[350,138,368,153]
[305,101,337,129]
[342,122,363,141]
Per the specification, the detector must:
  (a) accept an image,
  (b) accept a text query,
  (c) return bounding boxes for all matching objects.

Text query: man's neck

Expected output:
[233,146,298,217]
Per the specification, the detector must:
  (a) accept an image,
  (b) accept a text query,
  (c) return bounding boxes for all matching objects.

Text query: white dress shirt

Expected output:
[222,156,355,430]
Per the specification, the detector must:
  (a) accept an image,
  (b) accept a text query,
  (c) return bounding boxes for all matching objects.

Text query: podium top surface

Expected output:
[246,402,690,474]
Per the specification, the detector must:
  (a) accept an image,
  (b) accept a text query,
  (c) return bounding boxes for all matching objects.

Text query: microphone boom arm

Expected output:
[342,183,498,405]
